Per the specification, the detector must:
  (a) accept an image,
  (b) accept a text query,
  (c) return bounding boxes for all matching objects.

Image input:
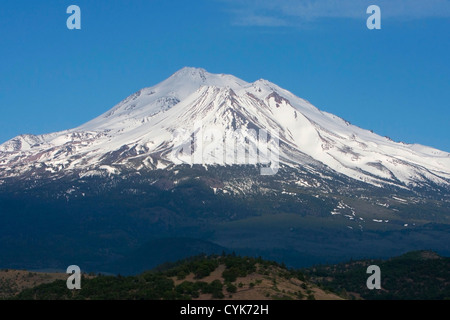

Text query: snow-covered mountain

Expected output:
[1,67,449,190]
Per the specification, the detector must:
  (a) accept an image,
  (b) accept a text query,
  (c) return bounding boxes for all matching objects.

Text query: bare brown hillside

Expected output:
[0,270,67,299]
[173,263,343,300]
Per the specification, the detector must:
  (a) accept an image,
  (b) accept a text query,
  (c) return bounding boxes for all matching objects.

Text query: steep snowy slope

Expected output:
[0,67,449,190]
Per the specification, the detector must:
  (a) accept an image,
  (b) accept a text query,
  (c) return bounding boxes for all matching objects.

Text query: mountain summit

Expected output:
[0,67,449,190]
[1,68,450,273]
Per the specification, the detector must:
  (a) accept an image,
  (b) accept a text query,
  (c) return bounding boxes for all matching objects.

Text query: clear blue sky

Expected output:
[0,0,449,151]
